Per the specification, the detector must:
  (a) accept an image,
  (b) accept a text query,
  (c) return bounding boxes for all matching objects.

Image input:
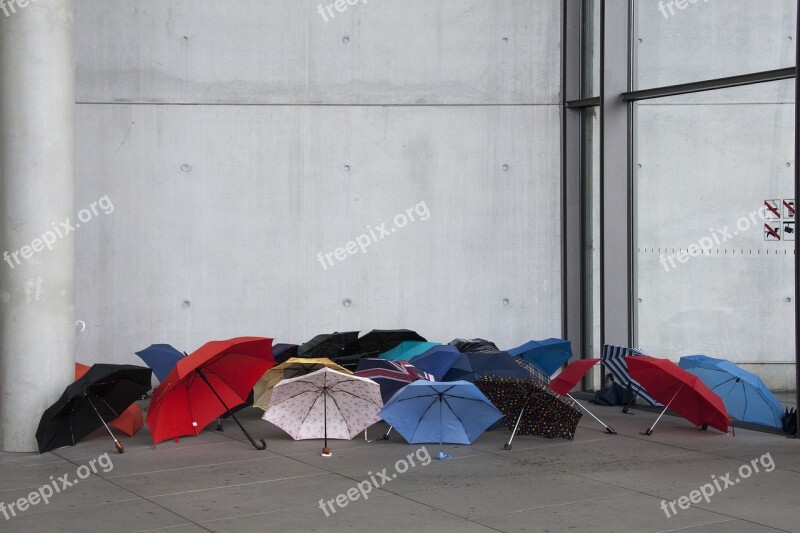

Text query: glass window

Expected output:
[582,0,601,98]
[633,0,796,90]
[634,80,795,393]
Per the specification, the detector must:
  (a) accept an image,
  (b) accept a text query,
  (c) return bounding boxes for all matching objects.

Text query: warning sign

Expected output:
[764,200,781,219]
[784,199,796,219]
[785,221,796,241]
[765,222,782,241]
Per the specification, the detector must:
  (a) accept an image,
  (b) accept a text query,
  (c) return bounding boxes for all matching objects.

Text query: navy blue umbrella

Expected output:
[410,345,461,381]
[135,344,184,382]
[443,352,536,383]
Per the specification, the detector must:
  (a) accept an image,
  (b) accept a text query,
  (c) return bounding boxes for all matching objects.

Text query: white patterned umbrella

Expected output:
[262,367,383,455]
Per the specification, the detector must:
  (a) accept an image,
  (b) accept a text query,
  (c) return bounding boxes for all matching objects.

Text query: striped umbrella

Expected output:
[600,344,659,410]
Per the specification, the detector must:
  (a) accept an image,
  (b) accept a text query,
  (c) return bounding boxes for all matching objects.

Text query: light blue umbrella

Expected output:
[409,345,461,381]
[679,355,783,429]
[379,381,502,459]
[508,338,573,376]
[379,341,441,361]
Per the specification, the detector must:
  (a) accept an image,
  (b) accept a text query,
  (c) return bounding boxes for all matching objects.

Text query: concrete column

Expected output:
[0,0,75,452]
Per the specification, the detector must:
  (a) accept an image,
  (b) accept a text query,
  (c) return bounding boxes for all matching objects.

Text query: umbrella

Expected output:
[75,363,144,437]
[476,375,582,448]
[508,338,573,376]
[298,332,359,359]
[601,344,659,412]
[548,359,616,434]
[379,381,502,459]
[273,343,300,364]
[346,329,427,355]
[36,364,152,454]
[354,359,434,403]
[263,367,382,456]
[135,344,184,382]
[378,341,441,361]
[252,357,352,410]
[443,351,536,382]
[448,338,499,353]
[625,356,729,435]
[408,345,461,381]
[679,355,784,428]
[146,337,275,449]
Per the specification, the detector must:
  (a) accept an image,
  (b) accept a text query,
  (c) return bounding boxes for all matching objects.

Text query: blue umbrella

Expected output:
[409,345,461,381]
[443,351,533,382]
[379,341,441,361]
[134,344,184,382]
[379,381,502,459]
[508,338,573,376]
[678,355,783,429]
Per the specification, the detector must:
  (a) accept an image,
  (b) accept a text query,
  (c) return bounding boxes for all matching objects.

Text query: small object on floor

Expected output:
[437,451,453,460]
[115,440,124,454]
[321,447,332,457]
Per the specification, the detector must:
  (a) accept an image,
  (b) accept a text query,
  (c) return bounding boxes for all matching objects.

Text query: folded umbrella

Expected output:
[448,338,499,353]
[146,337,275,449]
[508,338,573,376]
[625,356,729,435]
[476,375,582,448]
[379,341,441,361]
[408,345,461,381]
[263,367,382,456]
[135,344,184,382]
[75,363,144,437]
[548,359,616,434]
[253,357,352,410]
[379,381,502,459]
[37,364,152,454]
[679,355,784,429]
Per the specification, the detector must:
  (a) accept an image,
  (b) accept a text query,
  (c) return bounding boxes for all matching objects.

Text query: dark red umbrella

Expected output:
[146,337,275,449]
[625,356,729,434]
[549,359,616,435]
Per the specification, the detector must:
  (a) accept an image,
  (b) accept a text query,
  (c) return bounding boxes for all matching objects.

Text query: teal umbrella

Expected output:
[379,341,441,361]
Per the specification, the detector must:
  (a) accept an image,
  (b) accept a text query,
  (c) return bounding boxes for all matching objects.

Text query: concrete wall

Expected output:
[73,0,563,366]
[634,0,796,388]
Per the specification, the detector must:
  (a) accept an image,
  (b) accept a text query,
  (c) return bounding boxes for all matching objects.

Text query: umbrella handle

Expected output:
[196,371,266,450]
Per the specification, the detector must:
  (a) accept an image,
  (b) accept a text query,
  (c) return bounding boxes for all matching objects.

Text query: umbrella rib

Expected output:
[408,396,441,443]
[88,389,121,419]
[269,389,321,408]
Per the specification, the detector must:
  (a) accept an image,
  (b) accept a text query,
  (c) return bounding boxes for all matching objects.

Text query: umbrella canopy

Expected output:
[146,337,274,447]
[345,329,427,356]
[448,338,499,353]
[75,363,144,437]
[476,375,582,441]
[508,338,573,376]
[263,367,382,452]
[135,344,184,382]
[549,359,600,396]
[409,345,462,381]
[253,357,352,410]
[298,332,359,359]
[443,351,537,382]
[379,381,502,445]
[679,355,783,428]
[378,341,441,361]
[354,359,434,403]
[601,344,659,407]
[37,364,152,453]
[625,356,729,433]
[273,343,300,365]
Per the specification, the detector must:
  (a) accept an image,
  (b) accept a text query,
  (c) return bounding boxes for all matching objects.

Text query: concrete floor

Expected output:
[2,400,799,533]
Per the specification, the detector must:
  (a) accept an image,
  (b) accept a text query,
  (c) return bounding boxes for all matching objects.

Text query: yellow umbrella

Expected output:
[253,357,352,410]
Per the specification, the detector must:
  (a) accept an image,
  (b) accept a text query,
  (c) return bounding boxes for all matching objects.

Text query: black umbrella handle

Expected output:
[196,371,266,450]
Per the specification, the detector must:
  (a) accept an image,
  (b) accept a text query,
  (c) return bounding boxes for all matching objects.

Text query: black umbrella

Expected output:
[448,338,500,353]
[298,332,359,358]
[344,329,427,355]
[36,364,152,454]
[272,343,300,364]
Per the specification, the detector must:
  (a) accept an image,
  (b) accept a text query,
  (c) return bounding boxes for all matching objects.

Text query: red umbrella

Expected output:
[146,337,275,449]
[625,356,729,434]
[549,359,616,435]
